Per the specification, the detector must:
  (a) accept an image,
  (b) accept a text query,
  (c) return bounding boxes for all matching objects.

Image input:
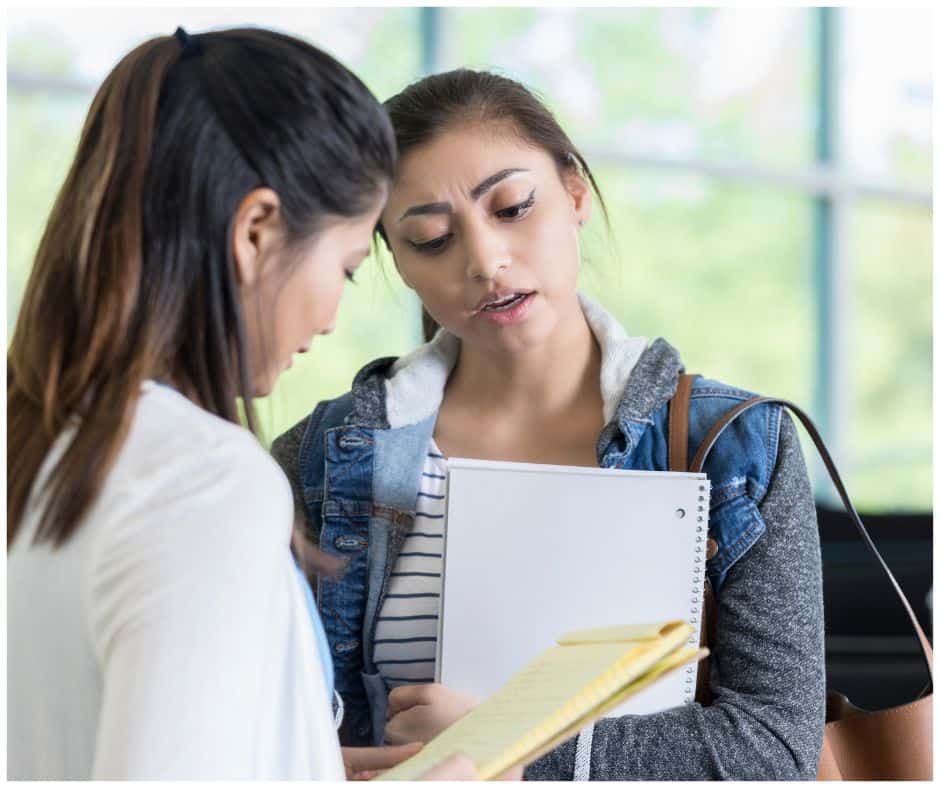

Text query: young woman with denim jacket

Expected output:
[273,69,826,780]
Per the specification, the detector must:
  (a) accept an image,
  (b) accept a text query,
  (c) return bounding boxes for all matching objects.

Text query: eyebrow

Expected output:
[398,168,529,222]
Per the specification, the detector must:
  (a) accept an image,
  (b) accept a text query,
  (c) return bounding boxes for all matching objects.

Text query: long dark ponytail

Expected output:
[8,28,396,548]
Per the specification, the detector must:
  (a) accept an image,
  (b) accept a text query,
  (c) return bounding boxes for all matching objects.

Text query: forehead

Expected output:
[390,125,557,200]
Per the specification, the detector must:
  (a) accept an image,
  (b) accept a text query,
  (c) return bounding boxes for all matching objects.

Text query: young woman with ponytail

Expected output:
[6,28,477,781]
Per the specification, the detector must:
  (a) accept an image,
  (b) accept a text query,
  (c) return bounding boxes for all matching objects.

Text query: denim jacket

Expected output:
[272,294,792,752]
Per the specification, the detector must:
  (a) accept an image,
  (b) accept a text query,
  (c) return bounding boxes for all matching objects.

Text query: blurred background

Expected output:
[6,4,933,711]
[8,7,931,512]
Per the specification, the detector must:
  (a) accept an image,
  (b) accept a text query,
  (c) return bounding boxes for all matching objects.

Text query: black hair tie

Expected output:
[174,26,203,59]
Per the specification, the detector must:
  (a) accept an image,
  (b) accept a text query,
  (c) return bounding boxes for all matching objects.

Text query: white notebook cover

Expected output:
[437,458,710,716]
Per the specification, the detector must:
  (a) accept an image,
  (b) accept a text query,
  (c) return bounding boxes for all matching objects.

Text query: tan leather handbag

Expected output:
[669,374,933,780]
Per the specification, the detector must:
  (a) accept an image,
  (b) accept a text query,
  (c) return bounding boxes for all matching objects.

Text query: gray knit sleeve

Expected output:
[524,411,826,780]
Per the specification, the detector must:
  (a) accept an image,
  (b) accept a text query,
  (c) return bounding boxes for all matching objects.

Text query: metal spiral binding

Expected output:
[684,479,711,703]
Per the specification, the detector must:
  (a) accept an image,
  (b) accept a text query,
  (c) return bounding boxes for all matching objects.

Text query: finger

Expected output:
[342,743,423,773]
[387,682,442,718]
[291,525,346,580]
[383,714,410,746]
[352,770,380,781]
[385,704,435,746]
[420,752,477,780]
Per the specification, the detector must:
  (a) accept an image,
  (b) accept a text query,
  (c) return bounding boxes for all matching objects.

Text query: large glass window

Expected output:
[841,9,932,192]
[448,8,813,168]
[847,201,932,510]
[6,8,931,512]
[578,170,814,408]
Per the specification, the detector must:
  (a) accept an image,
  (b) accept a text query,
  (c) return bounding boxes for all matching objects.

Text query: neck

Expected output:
[446,297,601,420]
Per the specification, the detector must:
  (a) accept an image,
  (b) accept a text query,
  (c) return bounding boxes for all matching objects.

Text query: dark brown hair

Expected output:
[8,28,396,548]
[376,68,609,340]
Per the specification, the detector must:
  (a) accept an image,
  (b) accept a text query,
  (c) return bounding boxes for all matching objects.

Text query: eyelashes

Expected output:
[409,233,453,254]
[494,189,535,220]
[408,189,536,255]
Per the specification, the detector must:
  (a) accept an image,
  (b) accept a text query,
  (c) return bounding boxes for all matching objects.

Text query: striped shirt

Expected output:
[372,440,446,688]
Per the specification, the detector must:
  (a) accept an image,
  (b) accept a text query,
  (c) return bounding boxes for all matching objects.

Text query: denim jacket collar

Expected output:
[349,293,650,430]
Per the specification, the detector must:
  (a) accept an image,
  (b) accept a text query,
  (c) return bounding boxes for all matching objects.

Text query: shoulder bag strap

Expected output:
[668,373,697,473]
[689,395,933,683]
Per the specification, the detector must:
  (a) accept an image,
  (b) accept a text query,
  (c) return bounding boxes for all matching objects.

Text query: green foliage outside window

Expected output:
[6,8,931,512]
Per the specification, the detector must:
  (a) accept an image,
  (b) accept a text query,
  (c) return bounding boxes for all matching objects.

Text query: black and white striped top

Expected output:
[372,441,446,687]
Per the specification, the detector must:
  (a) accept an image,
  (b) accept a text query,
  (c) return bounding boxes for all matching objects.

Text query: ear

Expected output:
[231,188,284,288]
[562,169,593,228]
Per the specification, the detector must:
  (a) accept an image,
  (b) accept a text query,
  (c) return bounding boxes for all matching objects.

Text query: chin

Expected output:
[515,304,558,338]
[503,330,551,355]
[251,373,277,399]
[479,320,553,356]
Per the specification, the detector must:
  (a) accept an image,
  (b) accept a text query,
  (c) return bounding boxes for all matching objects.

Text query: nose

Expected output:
[463,222,511,281]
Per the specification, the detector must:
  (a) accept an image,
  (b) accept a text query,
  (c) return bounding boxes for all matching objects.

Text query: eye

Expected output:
[495,189,535,220]
[409,233,453,254]
[345,270,357,284]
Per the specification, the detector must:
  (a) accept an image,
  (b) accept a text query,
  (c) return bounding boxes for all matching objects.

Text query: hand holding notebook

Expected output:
[377,620,707,781]
[385,684,480,746]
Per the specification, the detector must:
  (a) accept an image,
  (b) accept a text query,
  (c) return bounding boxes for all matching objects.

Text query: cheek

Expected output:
[304,267,344,329]
[410,264,465,313]
[277,265,343,343]
[525,209,580,283]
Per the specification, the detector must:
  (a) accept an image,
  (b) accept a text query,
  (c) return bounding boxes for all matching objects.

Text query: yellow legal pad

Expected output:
[377,620,706,781]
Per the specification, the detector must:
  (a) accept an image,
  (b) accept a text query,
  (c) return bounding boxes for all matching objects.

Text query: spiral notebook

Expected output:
[436,458,710,716]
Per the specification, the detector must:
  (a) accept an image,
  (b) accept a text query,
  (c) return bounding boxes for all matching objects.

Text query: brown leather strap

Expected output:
[668,374,696,473]
[694,578,716,705]
[689,396,933,682]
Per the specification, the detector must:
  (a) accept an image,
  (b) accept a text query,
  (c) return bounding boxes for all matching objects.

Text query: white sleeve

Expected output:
[87,439,339,779]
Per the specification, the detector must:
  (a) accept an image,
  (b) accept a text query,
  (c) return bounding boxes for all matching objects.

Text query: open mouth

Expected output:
[479,291,532,313]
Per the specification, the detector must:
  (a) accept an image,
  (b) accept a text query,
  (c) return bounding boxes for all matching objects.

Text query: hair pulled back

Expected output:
[378,68,607,341]
[8,28,396,547]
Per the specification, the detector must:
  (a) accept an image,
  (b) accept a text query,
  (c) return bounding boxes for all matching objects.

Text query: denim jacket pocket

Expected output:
[707,494,767,593]
[361,669,389,746]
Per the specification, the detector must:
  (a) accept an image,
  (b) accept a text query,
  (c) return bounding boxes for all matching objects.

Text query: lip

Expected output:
[473,289,535,313]
[475,291,536,327]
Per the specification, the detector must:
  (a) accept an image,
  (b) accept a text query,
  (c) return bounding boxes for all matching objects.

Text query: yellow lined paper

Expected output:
[378,620,705,781]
